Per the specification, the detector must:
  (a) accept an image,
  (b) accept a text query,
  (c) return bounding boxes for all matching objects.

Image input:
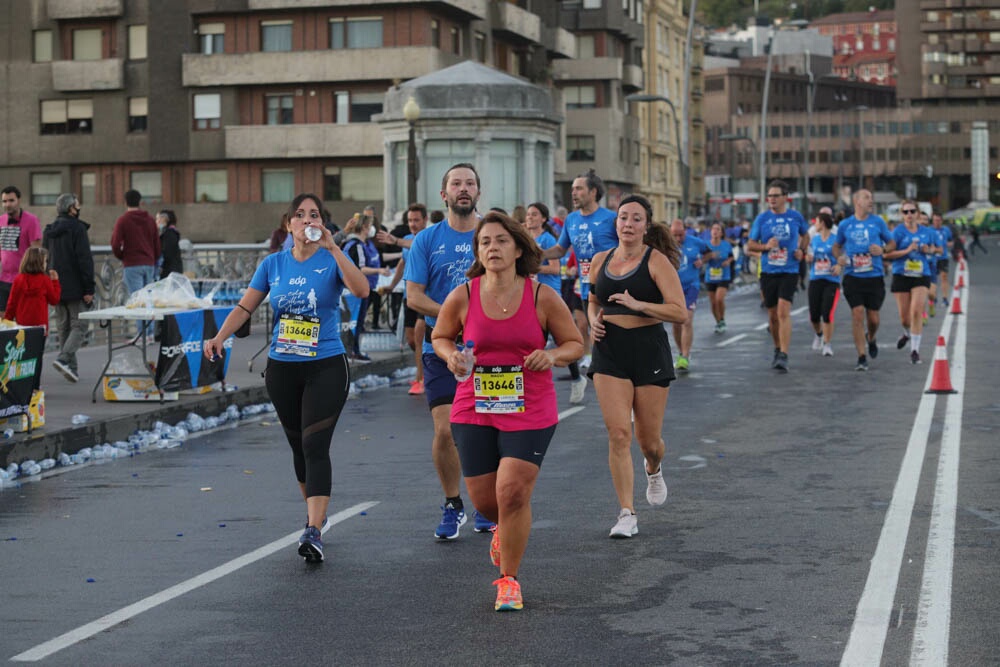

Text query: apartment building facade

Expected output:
[0,0,646,243]
[633,0,706,222]
[811,9,897,86]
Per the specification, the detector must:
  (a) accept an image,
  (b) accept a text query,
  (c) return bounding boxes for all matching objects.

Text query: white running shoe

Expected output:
[580,354,592,369]
[569,376,587,404]
[822,343,834,357]
[645,463,668,506]
[609,508,638,538]
[811,335,823,351]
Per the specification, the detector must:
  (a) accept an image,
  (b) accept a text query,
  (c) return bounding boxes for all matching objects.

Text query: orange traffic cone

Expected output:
[925,336,957,394]
[950,294,963,315]
[958,250,967,271]
[956,274,965,289]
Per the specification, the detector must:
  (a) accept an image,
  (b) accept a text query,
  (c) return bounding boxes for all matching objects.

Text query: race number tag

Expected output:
[708,267,724,281]
[275,313,321,357]
[814,258,832,276]
[473,365,525,414]
[768,247,788,266]
[578,259,592,279]
[904,259,924,277]
[851,254,873,272]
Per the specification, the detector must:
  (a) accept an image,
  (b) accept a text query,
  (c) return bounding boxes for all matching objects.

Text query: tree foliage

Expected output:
[699,0,893,29]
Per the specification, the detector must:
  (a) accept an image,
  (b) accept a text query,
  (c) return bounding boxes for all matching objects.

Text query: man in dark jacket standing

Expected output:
[44,193,95,383]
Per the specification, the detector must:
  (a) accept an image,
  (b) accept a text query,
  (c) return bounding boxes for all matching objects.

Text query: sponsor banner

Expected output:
[0,327,45,419]
[155,307,233,391]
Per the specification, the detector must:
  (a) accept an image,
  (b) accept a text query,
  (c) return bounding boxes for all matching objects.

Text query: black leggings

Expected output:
[264,354,351,497]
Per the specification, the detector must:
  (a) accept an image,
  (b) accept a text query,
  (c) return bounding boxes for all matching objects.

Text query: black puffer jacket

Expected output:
[43,214,95,302]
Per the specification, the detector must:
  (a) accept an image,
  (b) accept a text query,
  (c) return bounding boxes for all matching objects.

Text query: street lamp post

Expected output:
[719,133,759,215]
[403,96,421,206]
[626,93,689,219]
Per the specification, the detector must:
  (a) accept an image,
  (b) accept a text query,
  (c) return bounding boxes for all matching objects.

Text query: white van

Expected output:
[886,201,933,225]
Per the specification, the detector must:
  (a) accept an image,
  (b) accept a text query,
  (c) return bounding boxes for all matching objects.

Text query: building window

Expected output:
[31,173,62,206]
[350,92,383,123]
[199,23,225,54]
[430,20,439,48]
[334,91,349,124]
[564,85,597,109]
[40,99,93,135]
[128,97,148,132]
[72,28,102,61]
[130,171,162,203]
[128,25,147,60]
[322,166,381,201]
[577,34,595,58]
[474,32,486,62]
[195,169,228,202]
[348,18,382,48]
[451,27,460,55]
[261,21,292,52]
[266,94,293,125]
[193,93,221,130]
[567,136,596,162]
[583,0,602,8]
[33,31,53,63]
[80,172,96,204]
[262,170,295,203]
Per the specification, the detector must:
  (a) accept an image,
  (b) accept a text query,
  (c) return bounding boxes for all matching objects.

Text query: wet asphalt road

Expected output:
[2,249,998,666]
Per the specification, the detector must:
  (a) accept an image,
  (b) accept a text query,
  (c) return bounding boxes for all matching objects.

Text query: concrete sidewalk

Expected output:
[1,328,413,468]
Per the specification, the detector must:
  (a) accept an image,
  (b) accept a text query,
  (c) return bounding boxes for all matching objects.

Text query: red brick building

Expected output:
[811,9,896,86]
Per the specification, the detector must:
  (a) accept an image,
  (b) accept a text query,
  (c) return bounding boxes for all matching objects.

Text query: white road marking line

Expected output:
[10,502,379,662]
[558,406,585,421]
[840,395,937,665]
[716,333,748,347]
[791,306,808,316]
[754,321,770,331]
[910,279,968,665]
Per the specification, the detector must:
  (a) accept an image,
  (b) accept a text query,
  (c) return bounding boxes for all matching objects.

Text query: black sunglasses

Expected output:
[901,209,917,214]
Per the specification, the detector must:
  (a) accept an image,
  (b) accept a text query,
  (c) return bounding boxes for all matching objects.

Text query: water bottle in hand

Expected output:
[453,340,475,382]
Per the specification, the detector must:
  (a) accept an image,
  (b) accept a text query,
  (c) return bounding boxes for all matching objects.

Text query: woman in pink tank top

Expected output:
[432,211,583,612]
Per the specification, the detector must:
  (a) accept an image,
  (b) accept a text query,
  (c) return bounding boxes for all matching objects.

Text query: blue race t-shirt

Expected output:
[891,224,936,277]
[532,231,562,292]
[705,240,734,284]
[557,207,618,299]
[932,225,952,266]
[677,236,710,288]
[750,208,809,274]
[834,215,893,278]
[403,221,475,354]
[809,234,840,283]
[249,248,347,361]
[399,232,416,297]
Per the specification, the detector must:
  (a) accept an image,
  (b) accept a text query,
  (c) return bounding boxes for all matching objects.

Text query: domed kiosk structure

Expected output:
[377,60,562,217]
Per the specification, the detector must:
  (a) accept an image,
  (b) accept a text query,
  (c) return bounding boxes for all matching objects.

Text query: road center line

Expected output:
[791,305,808,316]
[910,278,968,665]
[558,406,585,421]
[10,502,379,662]
[716,333,748,347]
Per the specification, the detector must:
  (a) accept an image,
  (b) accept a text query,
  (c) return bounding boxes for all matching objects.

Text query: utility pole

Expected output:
[681,0,698,220]
[759,28,775,213]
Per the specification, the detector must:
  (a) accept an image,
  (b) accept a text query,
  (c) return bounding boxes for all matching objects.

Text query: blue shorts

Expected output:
[422,352,457,409]
[682,282,699,310]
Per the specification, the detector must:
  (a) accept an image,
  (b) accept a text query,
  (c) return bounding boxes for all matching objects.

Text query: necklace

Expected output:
[485,279,519,313]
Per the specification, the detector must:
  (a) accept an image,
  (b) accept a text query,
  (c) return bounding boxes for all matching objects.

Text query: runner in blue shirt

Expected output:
[885,201,939,364]
[670,218,713,372]
[542,169,617,403]
[805,212,842,357]
[929,212,954,310]
[832,188,895,371]
[205,193,370,563]
[524,202,562,293]
[404,163,494,539]
[705,222,735,335]
[747,179,809,372]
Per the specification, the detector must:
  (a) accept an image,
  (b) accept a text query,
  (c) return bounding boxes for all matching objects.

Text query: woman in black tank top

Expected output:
[585,195,688,539]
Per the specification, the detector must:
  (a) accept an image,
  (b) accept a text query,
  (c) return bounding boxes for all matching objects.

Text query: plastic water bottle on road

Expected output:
[454,340,475,382]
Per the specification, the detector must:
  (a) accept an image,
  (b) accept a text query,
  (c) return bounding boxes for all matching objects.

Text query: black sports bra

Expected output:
[593,247,663,317]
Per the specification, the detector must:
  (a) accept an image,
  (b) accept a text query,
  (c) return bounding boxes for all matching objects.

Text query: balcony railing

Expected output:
[52,59,124,91]
[47,0,121,18]
[225,123,383,159]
